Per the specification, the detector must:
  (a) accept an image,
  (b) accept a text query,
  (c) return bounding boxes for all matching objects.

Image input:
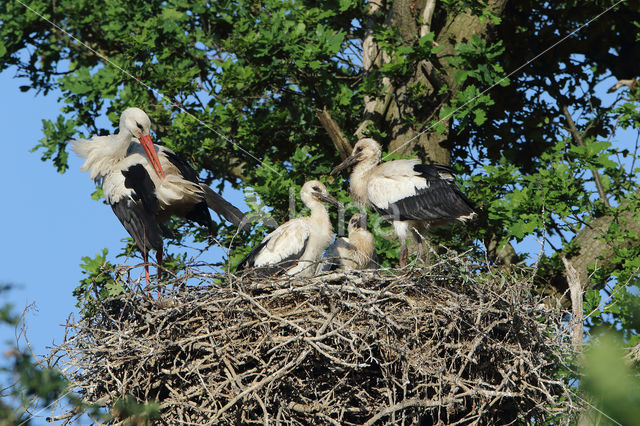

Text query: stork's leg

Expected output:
[156,245,163,279]
[142,250,151,289]
[399,240,408,268]
[394,221,410,268]
[411,227,426,265]
[416,241,425,264]
[156,246,164,295]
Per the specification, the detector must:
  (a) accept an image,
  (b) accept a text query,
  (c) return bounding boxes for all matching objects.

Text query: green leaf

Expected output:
[473,109,487,125]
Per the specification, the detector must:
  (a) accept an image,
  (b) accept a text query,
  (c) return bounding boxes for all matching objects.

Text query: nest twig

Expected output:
[51,257,577,424]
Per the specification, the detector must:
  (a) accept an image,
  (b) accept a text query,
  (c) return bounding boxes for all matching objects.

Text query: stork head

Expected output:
[120,107,165,179]
[300,180,343,209]
[330,138,382,176]
[347,213,369,234]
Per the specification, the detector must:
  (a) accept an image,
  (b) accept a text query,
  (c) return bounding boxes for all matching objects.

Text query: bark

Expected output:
[385,0,449,162]
[317,106,353,160]
[566,207,640,287]
[434,0,508,86]
[357,0,508,165]
[562,257,583,351]
[356,0,394,140]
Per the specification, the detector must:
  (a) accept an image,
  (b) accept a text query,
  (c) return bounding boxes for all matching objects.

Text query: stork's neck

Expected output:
[306,199,330,220]
[350,159,378,205]
[304,198,333,234]
[71,129,135,182]
[110,130,134,159]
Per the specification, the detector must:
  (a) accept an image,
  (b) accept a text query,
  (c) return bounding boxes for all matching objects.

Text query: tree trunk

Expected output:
[359,0,508,165]
[567,207,640,287]
[354,0,637,296]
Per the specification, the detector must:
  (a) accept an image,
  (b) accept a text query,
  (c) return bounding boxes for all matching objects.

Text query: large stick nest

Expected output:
[54,258,577,424]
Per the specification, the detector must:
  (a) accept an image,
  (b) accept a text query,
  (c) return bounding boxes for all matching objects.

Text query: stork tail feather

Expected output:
[200,185,250,231]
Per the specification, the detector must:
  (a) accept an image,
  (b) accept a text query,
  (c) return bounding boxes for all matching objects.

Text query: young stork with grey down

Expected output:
[237,180,342,276]
[331,138,475,266]
[319,213,376,272]
[72,107,247,286]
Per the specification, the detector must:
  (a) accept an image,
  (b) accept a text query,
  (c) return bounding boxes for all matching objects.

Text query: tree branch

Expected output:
[358,0,394,139]
[560,104,611,208]
[566,205,640,287]
[420,0,437,37]
[562,257,583,351]
[316,106,353,160]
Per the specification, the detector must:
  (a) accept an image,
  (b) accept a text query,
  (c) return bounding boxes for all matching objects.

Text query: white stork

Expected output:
[319,213,376,272]
[331,138,475,266]
[72,107,247,285]
[236,180,342,276]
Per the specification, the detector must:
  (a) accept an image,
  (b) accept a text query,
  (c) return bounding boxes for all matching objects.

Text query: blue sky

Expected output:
[0,69,119,357]
[0,67,251,424]
[0,55,636,424]
[0,69,247,361]
[0,66,633,360]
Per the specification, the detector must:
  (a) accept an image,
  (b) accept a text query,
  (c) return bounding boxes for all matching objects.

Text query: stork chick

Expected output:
[320,213,376,272]
[72,107,247,286]
[331,138,475,267]
[237,181,342,276]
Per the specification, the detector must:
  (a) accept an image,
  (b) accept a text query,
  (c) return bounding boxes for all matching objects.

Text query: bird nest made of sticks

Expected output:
[51,257,577,425]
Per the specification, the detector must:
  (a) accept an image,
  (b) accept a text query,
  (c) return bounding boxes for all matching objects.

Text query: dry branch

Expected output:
[51,258,577,424]
[316,106,353,160]
[562,257,583,352]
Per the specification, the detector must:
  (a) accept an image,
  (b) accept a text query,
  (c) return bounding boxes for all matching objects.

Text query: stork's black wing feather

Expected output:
[163,150,199,183]
[201,185,249,231]
[236,238,269,271]
[161,149,216,231]
[164,149,248,231]
[111,165,163,254]
[373,164,475,222]
[123,164,159,215]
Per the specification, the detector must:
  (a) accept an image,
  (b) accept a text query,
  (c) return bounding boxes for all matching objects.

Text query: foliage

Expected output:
[73,248,119,316]
[0,286,70,424]
[0,285,161,424]
[110,397,161,425]
[581,331,640,425]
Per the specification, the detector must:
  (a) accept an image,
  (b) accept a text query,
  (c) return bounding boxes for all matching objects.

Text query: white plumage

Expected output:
[331,138,475,266]
[319,213,376,272]
[72,107,246,285]
[72,110,207,216]
[237,180,342,276]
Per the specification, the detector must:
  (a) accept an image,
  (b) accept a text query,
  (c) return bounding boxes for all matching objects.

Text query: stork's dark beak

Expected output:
[139,134,165,179]
[314,192,343,209]
[357,214,369,229]
[330,153,360,176]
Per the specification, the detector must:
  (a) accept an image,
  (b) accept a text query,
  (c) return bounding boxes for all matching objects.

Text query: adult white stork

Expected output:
[331,138,475,266]
[237,180,342,276]
[72,107,247,285]
[319,213,376,272]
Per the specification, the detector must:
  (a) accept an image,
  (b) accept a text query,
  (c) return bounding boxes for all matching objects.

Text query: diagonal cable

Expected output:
[15,0,283,177]
[382,0,625,160]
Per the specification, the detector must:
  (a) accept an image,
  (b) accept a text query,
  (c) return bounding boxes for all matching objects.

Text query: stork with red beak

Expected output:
[72,107,247,286]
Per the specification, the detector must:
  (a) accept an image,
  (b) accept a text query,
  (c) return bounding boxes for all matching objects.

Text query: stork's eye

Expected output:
[136,122,143,131]
[355,147,362,153]
[312,186,321,191]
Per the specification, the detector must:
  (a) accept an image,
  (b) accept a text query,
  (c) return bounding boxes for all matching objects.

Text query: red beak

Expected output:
[139,134,165,179]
